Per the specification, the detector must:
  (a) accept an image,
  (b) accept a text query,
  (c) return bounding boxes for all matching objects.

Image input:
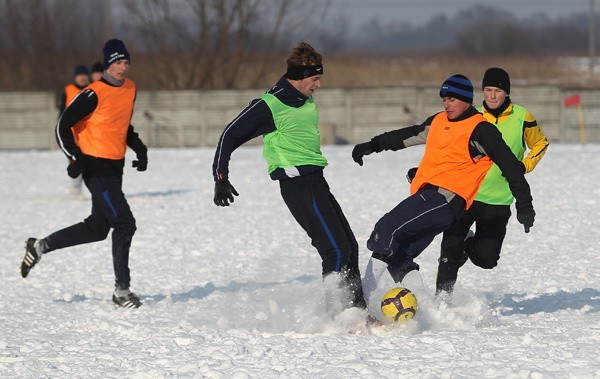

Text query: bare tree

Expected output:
[121,0,331,89]
[0,0,111,91]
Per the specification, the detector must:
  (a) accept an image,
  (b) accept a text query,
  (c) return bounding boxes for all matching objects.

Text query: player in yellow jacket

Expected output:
[435,67,549,297]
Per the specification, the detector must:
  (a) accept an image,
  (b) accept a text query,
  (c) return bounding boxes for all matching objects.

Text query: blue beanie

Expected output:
[103,39,130,69]
[73,64,89,77]
[439,74,474,103]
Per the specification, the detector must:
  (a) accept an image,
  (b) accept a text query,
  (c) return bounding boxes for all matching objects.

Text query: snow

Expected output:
[1,144,599,378]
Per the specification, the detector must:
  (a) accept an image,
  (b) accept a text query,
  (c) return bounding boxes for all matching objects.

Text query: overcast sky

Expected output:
[329,0,592,29]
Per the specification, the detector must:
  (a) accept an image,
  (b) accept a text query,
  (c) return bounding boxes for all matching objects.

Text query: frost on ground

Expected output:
[1,144,599,378]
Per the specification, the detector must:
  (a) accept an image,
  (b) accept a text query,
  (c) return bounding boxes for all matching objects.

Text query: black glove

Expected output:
[214,179,239,206]
[406,167,418,183]
[132,151,148,172]
[67,158,83,178]
[352,142,374,166]
[516,209,535,233]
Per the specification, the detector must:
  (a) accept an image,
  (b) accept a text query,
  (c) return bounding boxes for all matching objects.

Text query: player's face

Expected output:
[293,74,322,97]
[442,97,471,120]
[90,71,103,82]
[74,74,88,87]
[483,86,508,110]
[106,59,130,81]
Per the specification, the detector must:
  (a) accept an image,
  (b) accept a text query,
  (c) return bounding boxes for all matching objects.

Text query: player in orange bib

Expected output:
[58,65,90,114]
[58,64,90,197]
[352,74,535,314]
[20,39,147,309]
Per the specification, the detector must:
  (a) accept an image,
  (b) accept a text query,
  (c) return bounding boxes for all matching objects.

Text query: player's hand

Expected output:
[214,179,239,206]
[352,142,374,166]
[132,151,148,172]
[67,158,83,178]
[516,209,535,233]
[406,167,418,183]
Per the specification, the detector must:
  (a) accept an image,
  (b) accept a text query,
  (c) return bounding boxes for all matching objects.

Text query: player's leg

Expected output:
[325,184,366,309]
[363,189,455,303]
[21,177,111,278]
[467,204,511,269]
[89,177,138,301]
[279,173,361,314]
[436,205,477,294]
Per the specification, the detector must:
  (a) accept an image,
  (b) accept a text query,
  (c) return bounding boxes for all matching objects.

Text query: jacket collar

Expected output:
[267,76,309,108]
[482,97,512,119]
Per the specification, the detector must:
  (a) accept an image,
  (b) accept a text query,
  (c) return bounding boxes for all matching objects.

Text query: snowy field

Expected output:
[1,143,599,378]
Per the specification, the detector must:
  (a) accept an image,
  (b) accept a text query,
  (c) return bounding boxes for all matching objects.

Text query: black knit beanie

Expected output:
[73,64,89,77]
[90,62,104,73]
[482,67,510,94]
[103,39,130,69]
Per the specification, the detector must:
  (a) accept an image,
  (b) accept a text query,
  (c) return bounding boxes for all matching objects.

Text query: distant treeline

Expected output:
[0,0,328,91]
[341,4,595,55]
[0,1,595,92]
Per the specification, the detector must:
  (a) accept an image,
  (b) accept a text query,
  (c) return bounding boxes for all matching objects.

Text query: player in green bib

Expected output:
[212,43,366,317]
[436,67,549,297]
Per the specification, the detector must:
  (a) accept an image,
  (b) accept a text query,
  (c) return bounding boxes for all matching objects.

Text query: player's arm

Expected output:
[471,122,535,232]
[126,90,148,171]
[522,110,549,173]
[373,114,437,151]
[57,90,67,114]
[212,98,275,207]
[55,89,97,160]
[126,124,148,171]
[126,124,146,154]
[212,98,275,181]
[351,113,438,166]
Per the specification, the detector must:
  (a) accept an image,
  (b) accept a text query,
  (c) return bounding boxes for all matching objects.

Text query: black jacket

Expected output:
[56,77,146,178]
[212,76,323,181]
[369,106,533,213]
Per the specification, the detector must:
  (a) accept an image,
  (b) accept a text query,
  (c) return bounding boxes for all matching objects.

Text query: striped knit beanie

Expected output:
[439,74,474,103]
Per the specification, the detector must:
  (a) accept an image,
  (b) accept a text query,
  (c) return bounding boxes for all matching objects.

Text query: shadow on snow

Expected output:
[166,274,317,303]
[50,275,318,305]
[490,288,600,316]
[127,189,191,198]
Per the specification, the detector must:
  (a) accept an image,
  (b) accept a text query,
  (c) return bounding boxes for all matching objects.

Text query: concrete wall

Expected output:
[0,85,597,150]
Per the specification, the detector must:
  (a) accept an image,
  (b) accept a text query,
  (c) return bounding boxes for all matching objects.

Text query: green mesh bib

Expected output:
[475,104,527,205]
[261,93,327,174]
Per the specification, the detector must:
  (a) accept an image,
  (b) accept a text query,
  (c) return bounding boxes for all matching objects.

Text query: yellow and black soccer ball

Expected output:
[380,287,418,322]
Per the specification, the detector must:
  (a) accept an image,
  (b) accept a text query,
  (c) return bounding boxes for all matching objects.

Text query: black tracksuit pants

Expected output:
[279,171,366,309]
[437,200,511,292]
[43,175,137,290]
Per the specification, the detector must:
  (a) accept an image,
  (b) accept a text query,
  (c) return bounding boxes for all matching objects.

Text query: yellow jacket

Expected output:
[480,102,548,173]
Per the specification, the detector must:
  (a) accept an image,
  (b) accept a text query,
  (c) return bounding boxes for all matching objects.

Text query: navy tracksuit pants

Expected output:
[367,189,456,282]
[43,176,137,290]
[279,172,366,309]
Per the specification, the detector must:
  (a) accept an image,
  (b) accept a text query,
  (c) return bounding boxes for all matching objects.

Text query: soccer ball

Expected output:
[380,287,418,323]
